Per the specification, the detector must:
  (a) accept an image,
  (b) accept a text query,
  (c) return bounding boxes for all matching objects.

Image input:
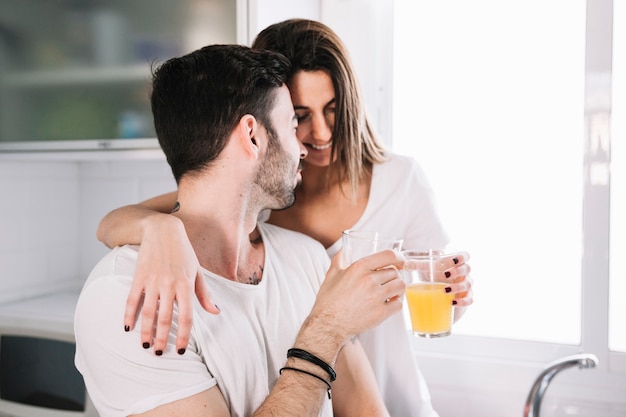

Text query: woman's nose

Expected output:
[311,113,332,141]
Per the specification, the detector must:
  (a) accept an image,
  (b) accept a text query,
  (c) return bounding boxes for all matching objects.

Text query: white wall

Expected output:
[247,0,320,44]
[76,157,174,277]
[0,161,80,302]
[0,154,174,304]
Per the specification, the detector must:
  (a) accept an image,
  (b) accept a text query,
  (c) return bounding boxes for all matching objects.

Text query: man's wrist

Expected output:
[293,314,347,367]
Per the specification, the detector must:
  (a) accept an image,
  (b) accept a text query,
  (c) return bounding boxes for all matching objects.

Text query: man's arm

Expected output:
[132,388,230,417]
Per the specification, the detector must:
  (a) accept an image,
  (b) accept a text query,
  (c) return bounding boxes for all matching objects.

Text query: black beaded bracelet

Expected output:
[280,367,332,399]
[287,348,337,382]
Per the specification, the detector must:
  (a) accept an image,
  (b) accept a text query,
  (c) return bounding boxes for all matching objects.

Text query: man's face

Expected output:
[254,85,307,210]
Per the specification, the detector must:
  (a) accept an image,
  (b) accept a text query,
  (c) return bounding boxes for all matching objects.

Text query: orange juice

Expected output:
[405,282,454,337]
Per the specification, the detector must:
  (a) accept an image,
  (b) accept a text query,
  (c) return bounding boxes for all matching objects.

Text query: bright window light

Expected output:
[392,0,586,343]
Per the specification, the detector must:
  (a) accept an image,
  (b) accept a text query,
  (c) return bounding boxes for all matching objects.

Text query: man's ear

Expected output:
[238,114,263,159]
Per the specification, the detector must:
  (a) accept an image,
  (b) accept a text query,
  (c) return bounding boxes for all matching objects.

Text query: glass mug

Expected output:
[341,230,403,268]
[402,250,457,338]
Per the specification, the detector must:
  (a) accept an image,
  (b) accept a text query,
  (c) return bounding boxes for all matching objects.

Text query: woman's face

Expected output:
[289,70,336,168]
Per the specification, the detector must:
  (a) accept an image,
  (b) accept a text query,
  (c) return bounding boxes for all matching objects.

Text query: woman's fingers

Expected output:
[140,289,159,350]
[152,292,175,355]
[447,274,474,306]
[123,279,145,332]
[196,272,220,314]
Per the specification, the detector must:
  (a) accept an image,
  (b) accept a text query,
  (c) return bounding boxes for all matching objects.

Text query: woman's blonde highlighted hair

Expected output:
[253,19,388,200]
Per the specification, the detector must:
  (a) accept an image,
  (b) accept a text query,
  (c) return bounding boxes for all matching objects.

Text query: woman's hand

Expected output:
[439,251,473,322]
[124,214,220,355]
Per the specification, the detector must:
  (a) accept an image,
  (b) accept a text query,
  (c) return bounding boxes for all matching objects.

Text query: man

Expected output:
[74,44,405,416]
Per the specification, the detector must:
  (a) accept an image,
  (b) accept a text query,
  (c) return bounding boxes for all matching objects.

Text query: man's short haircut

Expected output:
[151,44,290,183]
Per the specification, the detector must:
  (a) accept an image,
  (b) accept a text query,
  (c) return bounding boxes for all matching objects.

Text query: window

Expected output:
[392,0,587,344]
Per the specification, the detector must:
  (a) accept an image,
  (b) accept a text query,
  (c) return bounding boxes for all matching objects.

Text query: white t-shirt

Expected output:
[327,153,449,417]
[75,222,333,417]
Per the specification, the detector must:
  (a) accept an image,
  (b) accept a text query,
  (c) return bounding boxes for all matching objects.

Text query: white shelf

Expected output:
[1,64,152,88]
[0,139,165,161]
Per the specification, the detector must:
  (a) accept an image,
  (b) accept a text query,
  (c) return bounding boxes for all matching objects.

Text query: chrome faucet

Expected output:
[524,353,599,417]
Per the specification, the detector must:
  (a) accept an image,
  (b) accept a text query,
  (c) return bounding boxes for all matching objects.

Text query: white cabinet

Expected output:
[0,0,244,151]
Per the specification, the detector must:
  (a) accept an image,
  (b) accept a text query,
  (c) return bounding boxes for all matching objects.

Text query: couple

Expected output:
[76,19,473,417]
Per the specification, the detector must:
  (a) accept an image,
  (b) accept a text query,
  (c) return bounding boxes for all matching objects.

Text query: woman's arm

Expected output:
[98,191,220,355]
[97,192,179,247]
[331,338,389,416]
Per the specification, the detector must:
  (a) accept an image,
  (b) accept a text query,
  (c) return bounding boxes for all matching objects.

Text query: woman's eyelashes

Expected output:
[295,112,309,122]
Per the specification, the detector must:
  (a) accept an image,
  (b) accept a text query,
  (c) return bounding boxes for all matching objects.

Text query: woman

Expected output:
[98,19,473,417]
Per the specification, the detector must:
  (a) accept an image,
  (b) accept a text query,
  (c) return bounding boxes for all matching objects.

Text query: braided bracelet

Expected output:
[287,348,337,382]
[279,367,332,399]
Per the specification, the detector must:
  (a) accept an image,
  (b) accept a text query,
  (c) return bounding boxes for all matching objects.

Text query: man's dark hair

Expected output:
[151,44,290,183]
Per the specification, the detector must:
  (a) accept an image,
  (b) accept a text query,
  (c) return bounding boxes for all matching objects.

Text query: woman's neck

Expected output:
[268,161,373,249]
[299,161,347,195]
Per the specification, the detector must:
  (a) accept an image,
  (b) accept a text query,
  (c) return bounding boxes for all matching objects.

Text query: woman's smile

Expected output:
[308,141,333,151]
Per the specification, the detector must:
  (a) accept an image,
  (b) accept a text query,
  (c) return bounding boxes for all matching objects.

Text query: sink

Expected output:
[524,353,599,417]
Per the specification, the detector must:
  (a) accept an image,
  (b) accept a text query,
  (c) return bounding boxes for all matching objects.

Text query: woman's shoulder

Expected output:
[376,152,428,179]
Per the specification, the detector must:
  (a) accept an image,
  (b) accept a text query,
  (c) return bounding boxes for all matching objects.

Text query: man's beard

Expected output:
[253,140,298,211]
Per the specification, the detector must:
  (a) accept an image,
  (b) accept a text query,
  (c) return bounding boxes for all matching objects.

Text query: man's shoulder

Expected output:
[259,222,325,250]
[83,245,139,287]
[258,223,329,288]
[259,223,329,270]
